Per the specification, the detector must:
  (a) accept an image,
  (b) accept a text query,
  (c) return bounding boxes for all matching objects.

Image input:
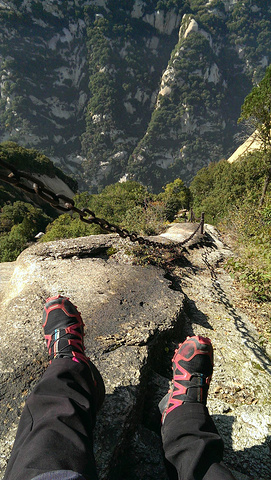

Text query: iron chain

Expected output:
[0,159,204,250]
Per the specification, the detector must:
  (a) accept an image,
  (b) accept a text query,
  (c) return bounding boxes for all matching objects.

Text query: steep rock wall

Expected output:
[0,0,89,184]
[127,3,271,190]
[0,1,271,192]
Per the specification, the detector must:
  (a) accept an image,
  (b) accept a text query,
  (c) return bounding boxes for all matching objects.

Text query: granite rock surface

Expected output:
[0,228,270,480]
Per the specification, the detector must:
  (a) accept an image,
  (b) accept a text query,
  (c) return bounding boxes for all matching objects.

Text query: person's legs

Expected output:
[4,296,105,480]
[159,336,236,480]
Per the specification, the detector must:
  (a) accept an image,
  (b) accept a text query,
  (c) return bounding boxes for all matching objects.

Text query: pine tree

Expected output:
[239,65,271,206]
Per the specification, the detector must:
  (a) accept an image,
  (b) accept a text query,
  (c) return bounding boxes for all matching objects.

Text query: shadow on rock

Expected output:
[202,251,271,375]
[182,296,214,333]
[213,414,271,479]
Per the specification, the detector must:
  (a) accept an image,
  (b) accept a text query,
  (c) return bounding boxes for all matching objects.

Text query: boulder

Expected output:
[0,234,184,479]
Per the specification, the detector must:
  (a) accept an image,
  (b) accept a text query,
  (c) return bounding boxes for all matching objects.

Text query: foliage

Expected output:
[40,181,151,242]
[0,201,51,262]
[158,178,191,221]
[40,179,189,243]
[190,153,268,222]
[84,181,150,224]
[0,142,79,261]
[224,202,271,302]
[123,202,166,235]
[0,176,191,258]
[191,148,271,303]
[41,214,102,242]
[239,65,271,151]
[155,0,187,13]
[226,257,271,303]
[227,0,271,78]
[262,205,271,224]
[86,178,190,228]
[239,64,271,207]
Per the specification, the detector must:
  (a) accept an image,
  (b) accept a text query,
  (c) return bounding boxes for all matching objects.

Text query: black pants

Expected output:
[162,404,236,480]
[4,359,235,480]
[3,359,98,480]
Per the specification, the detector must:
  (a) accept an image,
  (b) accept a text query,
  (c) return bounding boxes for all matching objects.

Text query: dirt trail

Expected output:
[171,225,271,480]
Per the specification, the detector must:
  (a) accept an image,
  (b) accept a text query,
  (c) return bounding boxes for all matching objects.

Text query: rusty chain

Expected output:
[0,158,204,250]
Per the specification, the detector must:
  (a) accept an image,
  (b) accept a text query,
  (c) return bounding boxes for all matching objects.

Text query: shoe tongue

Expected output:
[46,310,79,332]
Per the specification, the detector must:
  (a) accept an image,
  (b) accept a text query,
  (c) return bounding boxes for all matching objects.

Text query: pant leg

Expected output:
[161,404,236,480]
[4,358,99,480]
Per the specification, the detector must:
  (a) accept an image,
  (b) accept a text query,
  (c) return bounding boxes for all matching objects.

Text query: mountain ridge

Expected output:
[0,0,271,191]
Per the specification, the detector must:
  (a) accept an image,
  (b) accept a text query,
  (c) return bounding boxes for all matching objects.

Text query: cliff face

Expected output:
[128,3,271,190]
[0,0,89,183]
[0,1,271,191]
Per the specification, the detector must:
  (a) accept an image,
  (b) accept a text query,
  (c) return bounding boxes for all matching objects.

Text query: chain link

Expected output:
[0,159,204,250]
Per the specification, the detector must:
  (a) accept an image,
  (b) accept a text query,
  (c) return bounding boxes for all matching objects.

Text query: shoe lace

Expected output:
[47,323,85,359]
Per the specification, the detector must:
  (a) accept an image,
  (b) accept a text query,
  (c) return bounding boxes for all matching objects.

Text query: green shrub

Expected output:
[191,150,271,304]
[158,178,191,221]
[41,180,177,242]
[0,201,52,261]
[41,214,102,242]
[226,257,271,302]
[190,152,269,222]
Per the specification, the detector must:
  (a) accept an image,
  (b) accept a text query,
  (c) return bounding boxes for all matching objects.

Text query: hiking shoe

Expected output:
[43,295,105,410]
[159,336,213,424]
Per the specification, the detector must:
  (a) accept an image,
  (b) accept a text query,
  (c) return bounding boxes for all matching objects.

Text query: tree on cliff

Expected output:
[158,178,191,221]
[239,65,271,206]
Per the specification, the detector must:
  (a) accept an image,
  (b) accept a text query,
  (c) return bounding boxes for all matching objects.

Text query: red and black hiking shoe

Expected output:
[159,336,213,424]
[43,295,105,411]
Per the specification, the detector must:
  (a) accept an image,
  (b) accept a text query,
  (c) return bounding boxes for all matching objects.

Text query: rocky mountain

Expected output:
[0,0,271,192]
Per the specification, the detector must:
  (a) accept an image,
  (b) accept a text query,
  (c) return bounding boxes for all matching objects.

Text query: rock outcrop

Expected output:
[0,234,183,479]
[1,228,270,479]
[227,131,262,163]
[30,173,76,198]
